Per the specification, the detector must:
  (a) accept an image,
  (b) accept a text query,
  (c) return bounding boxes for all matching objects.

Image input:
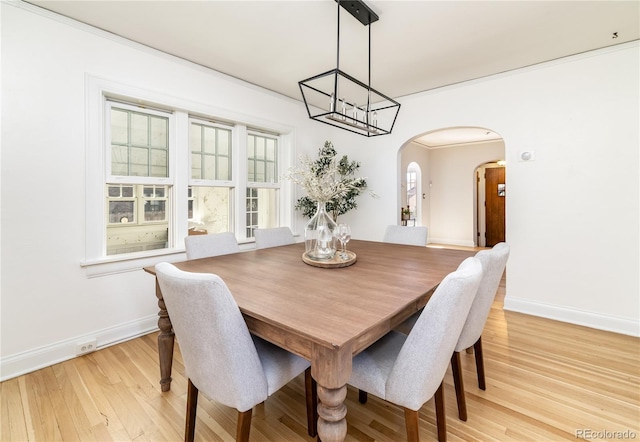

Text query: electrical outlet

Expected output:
[75,338,97,356]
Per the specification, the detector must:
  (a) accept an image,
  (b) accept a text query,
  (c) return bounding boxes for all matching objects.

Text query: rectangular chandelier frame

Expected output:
[298,0,401,137]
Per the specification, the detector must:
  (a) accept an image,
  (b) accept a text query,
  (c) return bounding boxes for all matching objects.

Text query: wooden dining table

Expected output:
[144,239,473,442]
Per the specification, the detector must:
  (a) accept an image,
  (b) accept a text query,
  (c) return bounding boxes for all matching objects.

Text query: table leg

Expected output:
[312,343,352,442]
[155,279,174,392]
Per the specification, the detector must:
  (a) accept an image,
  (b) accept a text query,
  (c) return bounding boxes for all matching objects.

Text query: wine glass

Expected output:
[336,224,351,259]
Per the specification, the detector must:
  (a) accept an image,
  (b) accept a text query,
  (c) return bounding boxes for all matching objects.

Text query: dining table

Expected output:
[144,239,474,442]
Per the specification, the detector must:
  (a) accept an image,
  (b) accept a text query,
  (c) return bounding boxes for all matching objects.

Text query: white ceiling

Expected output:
[24,0,640,145]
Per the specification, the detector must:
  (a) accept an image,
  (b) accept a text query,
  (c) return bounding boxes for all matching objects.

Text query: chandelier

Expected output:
[298,0,401,137]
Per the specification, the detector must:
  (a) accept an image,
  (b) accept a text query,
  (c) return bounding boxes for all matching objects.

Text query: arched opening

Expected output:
[404,162,421,226]
[399,126,505,247]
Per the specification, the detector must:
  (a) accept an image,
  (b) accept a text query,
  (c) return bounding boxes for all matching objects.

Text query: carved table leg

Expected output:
[312,343,352,442]
[155,279,174,392]
[317,385,348,441]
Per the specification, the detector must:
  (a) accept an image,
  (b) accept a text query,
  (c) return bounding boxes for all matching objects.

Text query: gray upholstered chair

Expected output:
[254,226,295,249]
[383,225,428,246]
[350,257,483,442]
[184,231,240,260]
[155,262,316,442]
[450,242,510,421]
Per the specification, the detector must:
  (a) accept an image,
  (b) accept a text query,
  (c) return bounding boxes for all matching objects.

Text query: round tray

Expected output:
[302,250,357,268]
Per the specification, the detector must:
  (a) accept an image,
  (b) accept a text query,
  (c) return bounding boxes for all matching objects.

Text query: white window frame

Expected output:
[82,75,295,277]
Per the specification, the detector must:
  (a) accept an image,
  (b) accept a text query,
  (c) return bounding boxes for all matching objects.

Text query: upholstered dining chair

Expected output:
[184,231,240,260]
[450,242,510,421]
[155,262,316,442]
[349,257,483,442]
[254,226,295,249]
[383,225,428,246]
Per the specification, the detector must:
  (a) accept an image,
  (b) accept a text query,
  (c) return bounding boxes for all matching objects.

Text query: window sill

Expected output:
[81,248,186,278]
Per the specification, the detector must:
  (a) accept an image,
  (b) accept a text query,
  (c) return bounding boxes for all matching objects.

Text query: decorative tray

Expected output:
[302,250,357,268]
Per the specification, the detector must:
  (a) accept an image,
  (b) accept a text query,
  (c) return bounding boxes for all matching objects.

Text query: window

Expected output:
[85,77,293,270]
[246,132,280,238]
[188,118,234,235]
[105,102,173,256]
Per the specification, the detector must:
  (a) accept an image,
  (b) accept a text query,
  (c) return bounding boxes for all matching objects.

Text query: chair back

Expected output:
[386,257,483,410]
[184,232,240,260]
[455,242,510,351]
[254,226,295,249]
[383,225,428,246]
[155,262,269,411]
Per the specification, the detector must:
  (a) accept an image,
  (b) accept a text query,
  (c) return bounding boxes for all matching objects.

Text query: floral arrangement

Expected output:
[285,141,370,221]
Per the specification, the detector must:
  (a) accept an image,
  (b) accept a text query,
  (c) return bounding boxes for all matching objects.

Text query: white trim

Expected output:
[0,315,159,382]
[503,297,640,337]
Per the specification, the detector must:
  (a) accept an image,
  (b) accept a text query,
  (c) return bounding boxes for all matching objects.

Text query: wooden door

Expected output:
[485,167,505,246]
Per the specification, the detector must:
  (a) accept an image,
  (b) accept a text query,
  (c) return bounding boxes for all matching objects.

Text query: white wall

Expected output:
[0,4,343,379]
[357,41,640,336]
[2,3,638,380]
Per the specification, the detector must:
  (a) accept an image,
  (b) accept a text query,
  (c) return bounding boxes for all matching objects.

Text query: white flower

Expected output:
[285,153,360,203]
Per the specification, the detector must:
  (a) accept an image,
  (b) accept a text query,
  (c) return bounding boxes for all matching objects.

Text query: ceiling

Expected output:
[24,0,639,145]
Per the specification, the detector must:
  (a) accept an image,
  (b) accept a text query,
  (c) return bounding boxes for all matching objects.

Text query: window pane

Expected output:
[108,186,121,197]
[245,187,278,238]
[122,186,134,198]
[266,139,276,160]
[144,200,166,221]
[150,149,167,177]
[203,155,216,180]
[218,156,230,181]
[150,116,168,148]
[111,109,128,144]
[192,154,202,179]
[189,186,232,233]
[218,130,230,155]
[190,124,201,151]
[203,126,216,153]
[109,201,135,223]
[131,113,149,145]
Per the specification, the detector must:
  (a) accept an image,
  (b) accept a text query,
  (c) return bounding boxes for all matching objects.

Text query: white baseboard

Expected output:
[1,315,159,382]
[428,237,476,247]
[503,297,640,337]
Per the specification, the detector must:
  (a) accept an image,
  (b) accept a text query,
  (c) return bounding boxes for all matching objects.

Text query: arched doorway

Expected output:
[400,127,505,247]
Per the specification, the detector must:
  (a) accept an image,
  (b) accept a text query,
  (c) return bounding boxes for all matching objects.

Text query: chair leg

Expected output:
[474,337,486,390]
[185,379,198,442]
[358,390,368,404]
[236,409,253,442]
[404,408,420,442]
[304,368,318,437]
[434,381,447,442]
[450,352,467,421]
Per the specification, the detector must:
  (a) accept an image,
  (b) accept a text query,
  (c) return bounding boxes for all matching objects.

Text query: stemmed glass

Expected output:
[336,223,351,259]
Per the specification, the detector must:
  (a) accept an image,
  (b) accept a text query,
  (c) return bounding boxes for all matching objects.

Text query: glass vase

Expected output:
[304,202,337,260]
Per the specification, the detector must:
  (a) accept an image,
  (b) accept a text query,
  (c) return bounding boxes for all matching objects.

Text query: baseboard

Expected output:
[503,297,640,337]
[428,237,476,247]
[0,315,159,382]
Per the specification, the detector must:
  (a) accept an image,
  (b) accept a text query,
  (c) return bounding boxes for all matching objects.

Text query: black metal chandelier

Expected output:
[298,0,401,137]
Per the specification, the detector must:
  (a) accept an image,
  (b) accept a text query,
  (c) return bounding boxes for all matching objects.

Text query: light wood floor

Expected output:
[2,278,639,441]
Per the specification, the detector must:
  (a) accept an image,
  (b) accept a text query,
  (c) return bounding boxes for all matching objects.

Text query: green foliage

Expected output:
[294,141,368,221]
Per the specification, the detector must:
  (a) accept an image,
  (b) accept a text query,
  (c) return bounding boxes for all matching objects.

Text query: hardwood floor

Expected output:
[2,277,639,441]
